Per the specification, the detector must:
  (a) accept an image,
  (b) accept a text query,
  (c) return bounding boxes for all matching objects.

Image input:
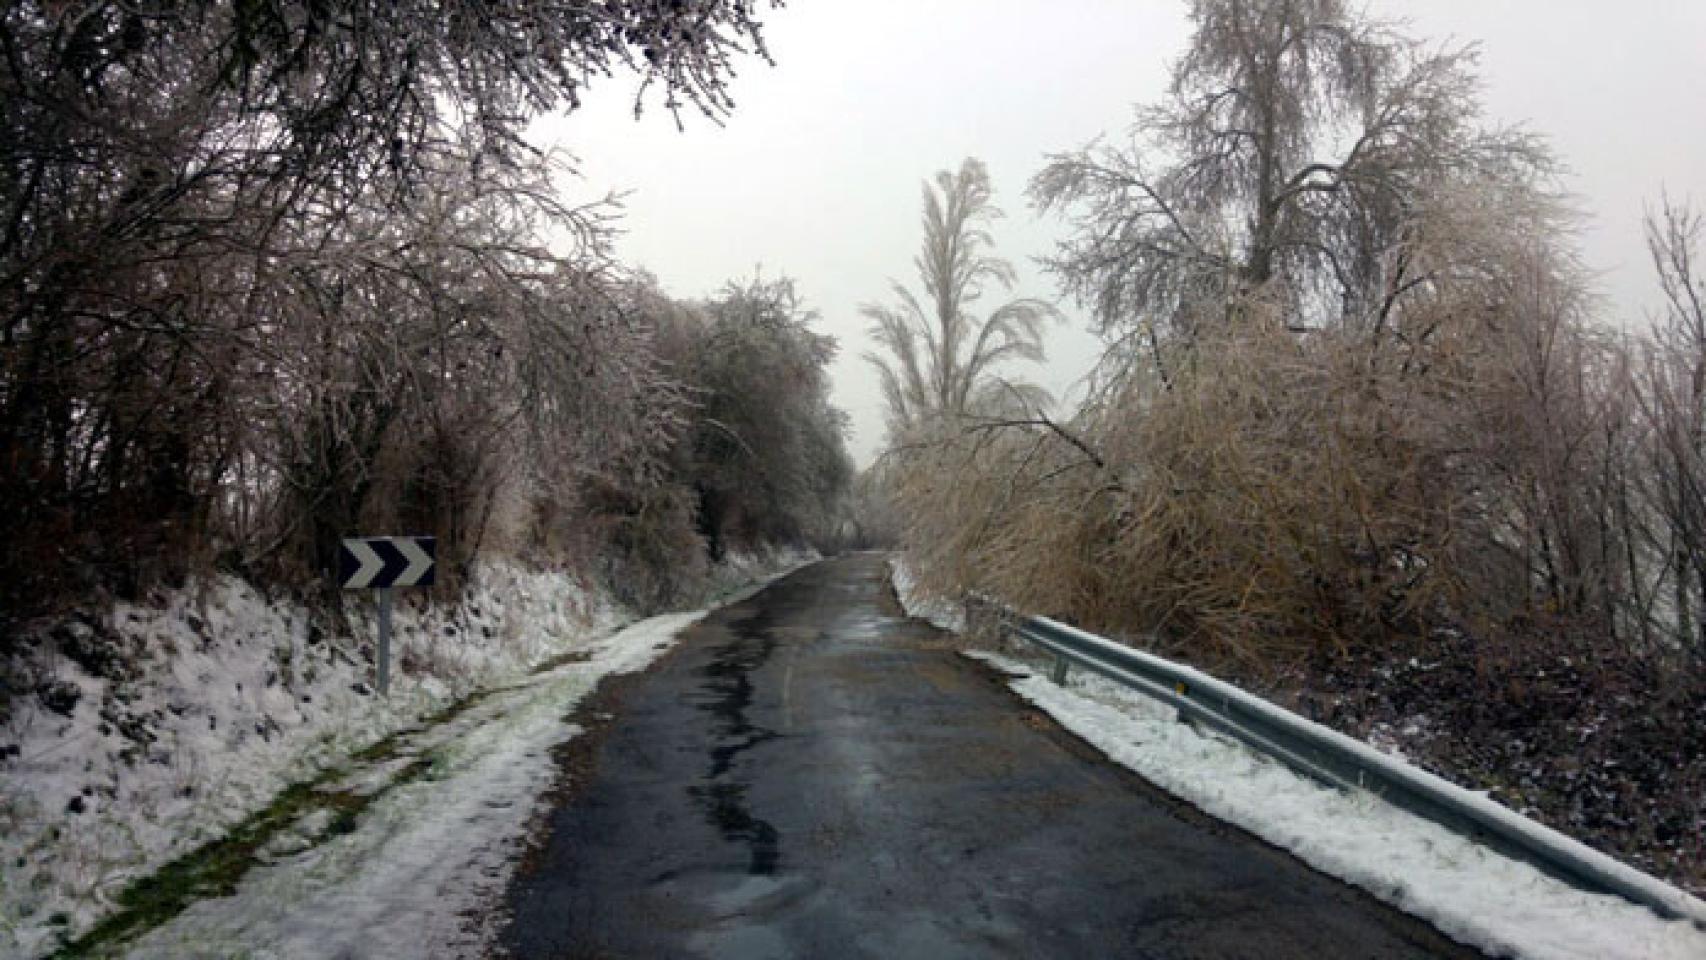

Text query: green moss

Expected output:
[52,778,333,958]
[53,706,453,958]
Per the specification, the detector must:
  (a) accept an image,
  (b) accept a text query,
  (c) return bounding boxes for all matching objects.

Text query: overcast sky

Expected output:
[530,0,1706,467]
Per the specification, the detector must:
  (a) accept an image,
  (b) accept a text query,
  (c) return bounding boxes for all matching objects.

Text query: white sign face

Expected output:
[339,536,436,589]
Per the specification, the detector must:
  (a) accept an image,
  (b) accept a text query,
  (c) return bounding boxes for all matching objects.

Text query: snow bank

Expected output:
[0,550,809,958]
[119,607,721,960]
[887,555,966,632]
[967,651,1706,960]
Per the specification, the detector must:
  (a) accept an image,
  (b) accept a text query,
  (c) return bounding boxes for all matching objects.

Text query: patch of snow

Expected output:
[328,757,421,799]
[1366,722,1411,762]
[256,810,337,865]
[965,650,1706,960]
[120,607,721,960]
[887,556,966,632]
[0,550,811,958]
[707,548,816,599]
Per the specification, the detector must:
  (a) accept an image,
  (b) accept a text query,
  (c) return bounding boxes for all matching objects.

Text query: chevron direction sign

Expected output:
[339,536,435,590]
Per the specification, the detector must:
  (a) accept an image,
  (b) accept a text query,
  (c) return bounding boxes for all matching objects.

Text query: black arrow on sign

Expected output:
[340,536,436,589]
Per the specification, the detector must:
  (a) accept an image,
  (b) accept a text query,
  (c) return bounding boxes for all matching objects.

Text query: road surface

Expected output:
[500,554,1478,958]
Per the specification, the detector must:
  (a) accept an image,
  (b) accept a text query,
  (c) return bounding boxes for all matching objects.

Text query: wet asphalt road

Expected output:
[500,554,1480,959]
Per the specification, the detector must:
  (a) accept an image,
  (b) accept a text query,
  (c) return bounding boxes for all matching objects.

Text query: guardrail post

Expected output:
[1050,654,1070,685]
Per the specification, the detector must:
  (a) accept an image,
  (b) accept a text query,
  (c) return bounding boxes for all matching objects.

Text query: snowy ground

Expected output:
[886,557,965,633]
[887,556,1706,958]
[1,550,805,958]
[962,650,1706,960]
[117,602,743,960]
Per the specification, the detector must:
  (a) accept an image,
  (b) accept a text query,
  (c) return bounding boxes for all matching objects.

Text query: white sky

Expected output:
[530,0,1706,467]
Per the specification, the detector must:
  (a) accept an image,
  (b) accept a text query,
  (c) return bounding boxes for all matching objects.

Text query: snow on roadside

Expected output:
[887,556,966,632]
[966,650,1706,960]
[0,549,810,958]
[118,606,722,960]
[1,560,616,958]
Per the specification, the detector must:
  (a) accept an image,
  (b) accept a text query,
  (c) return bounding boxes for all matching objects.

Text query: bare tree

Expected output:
[889,1,1624,665]
[1030,0,1555,375]
[863,158,1058,440]
[683,276,850,560]
[1634,199,1706,659]
[0,0,785,620]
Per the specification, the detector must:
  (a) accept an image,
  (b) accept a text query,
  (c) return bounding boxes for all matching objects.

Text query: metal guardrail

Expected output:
[1007,613,1706,929]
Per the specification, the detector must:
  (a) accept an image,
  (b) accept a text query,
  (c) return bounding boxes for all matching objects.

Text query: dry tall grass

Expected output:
[885,242,1693,675]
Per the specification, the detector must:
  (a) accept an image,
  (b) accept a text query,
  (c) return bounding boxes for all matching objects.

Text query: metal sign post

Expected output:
[339,536,435,696]
[377,587,393,695]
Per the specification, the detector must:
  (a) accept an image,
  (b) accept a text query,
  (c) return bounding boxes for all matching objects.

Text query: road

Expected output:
[500,554,1479,959]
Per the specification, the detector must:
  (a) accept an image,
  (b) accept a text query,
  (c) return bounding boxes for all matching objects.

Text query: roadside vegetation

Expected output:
[1,5,850,950]
[869,0,1705,892]
[0,1,848,652]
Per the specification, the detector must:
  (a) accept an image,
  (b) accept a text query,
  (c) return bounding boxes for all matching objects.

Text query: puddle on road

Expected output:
[690,609,784,875]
